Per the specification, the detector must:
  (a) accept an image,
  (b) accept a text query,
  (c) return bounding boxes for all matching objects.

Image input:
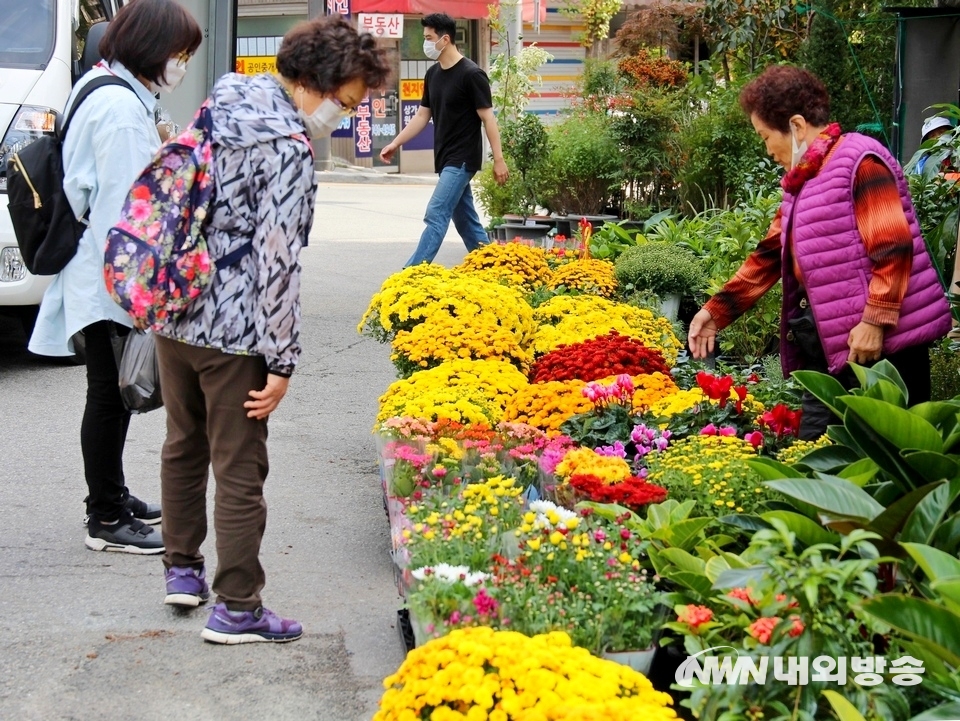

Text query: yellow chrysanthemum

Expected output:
[502,380,593,436]
[547,258,618,297]
[377,359,529,425]
[532,295,681,365]
[374,627,677,721]
[455,242,553,290]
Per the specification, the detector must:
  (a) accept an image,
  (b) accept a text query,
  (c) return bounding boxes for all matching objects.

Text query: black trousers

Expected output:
[80,321,132,522]
[798,341,931,441]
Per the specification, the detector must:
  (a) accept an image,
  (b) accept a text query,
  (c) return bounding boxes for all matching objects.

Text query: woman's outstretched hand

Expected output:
[688,308,718,359]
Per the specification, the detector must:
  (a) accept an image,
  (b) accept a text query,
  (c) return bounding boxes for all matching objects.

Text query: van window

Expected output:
[0,0,56,69]
[76,0,110,63]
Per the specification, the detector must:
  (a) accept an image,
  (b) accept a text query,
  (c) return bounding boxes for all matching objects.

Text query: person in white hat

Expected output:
[917,116,954,173]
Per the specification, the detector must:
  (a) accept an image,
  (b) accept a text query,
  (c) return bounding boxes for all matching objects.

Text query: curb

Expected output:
[315,168,438,185]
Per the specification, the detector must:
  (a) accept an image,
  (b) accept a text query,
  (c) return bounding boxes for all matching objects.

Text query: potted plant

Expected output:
[614,242,706,320]
[601,593,665,676]
[405,564,491,646]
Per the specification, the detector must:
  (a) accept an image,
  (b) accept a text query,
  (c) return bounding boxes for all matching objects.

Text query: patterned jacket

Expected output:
[157,73,316,376]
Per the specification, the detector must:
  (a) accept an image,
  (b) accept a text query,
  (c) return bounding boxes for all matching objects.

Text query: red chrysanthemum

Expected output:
[567,473,668,510]
[529,331,669,383]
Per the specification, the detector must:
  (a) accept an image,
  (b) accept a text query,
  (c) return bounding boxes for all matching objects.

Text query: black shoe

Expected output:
[125,494,162,525]
[85,516,165,554]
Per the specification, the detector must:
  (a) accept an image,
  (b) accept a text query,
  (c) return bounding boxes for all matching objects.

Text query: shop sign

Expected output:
[358,14,403,38]
[235,57,277,75]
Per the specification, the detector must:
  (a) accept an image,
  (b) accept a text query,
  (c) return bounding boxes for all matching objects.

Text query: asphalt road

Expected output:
[0,180,478,721]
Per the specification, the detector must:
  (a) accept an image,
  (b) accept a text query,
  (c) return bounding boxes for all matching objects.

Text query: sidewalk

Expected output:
[315,163,438,185]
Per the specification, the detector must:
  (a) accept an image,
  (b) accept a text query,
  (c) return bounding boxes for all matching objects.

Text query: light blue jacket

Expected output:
[29,62,159,356]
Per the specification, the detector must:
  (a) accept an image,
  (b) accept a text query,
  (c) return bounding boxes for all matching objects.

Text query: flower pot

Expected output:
[566,213,618,231]
[499,223,550,242]
[602,645,657,676]
[486,229,498,242]
[495,224,508,240]
[408,609,436,647]
[659,293,682,322]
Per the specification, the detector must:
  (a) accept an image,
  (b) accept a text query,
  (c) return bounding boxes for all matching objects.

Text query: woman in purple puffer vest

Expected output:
[688,66,951,440]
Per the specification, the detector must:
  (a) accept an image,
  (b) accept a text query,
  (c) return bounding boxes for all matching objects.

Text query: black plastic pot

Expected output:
[498,223,550,242]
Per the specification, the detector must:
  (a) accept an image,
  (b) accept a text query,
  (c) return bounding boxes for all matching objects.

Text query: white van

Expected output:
[0,0,122,337]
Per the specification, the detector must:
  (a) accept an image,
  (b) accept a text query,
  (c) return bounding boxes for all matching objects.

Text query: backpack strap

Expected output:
[215,241,253,270]
[60,75,137,140]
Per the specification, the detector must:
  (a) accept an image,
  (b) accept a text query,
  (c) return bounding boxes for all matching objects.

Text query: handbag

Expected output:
[113,329,164,414]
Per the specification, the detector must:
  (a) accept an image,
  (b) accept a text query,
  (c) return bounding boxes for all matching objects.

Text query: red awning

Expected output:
[352,0,545,22]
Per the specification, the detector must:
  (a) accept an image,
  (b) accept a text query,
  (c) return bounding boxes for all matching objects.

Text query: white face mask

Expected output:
[423,38,443,60]
[157,57,188,94]
[298,92,344,138]
[790,129,808,169]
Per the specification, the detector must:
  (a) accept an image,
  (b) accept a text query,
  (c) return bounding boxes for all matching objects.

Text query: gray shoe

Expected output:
[85,517,164,554]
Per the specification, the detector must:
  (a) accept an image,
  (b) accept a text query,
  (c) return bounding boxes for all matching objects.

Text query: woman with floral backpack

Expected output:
[153,16,390,644]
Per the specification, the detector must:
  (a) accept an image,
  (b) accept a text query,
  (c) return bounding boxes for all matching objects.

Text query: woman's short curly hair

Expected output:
[277,16,391,94]
[739,65,831,133]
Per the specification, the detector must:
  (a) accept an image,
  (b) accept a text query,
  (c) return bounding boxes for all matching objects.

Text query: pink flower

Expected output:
[472,589,499,616]
[744,431,764,448]
[448,611,461,625]
[700,424,718,436]
[718,426,737,437]
[129,199,153,224]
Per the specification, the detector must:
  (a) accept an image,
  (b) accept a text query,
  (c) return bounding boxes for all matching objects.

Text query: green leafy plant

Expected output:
[539,110,620,216]
[614,242,706,298]
[499,112,550,219]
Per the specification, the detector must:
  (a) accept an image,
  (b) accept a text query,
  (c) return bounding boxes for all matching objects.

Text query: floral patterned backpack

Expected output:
[104,102,250,330]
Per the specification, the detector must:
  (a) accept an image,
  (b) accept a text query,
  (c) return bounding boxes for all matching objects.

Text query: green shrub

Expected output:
[676,72,776,211]
[613,242,706,297]
[500,113,550,217]
[474,159,525,221]
[540,111,620,216]
[930,339,960,401]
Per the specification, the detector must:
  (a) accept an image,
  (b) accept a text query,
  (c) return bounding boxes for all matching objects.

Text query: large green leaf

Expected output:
[828,424,861,453]
[795,446,862,474]
[650,518,713,550]
[902,542,960,583]
[932,578,960,611]
[860,595,960,667]
[746,457,806,480]
[704,556,732,584]
[664,570,714,598]
[658,548,706,576]
[911,401,960,436]
[850,360,908,404]
[902,479,960,546]
[761,510,840,547]
[792,370,849,418]
[903,451,960,482]
[844,407,926,492]
[842,397,943,453]
[718,514,773,534]
[766,476,885,522]
[838,458,879,486]
[712,566,768,590]
[861,378,909,407]
[911,703,960,721]
[822,690,867,721]
[866,482,944,542]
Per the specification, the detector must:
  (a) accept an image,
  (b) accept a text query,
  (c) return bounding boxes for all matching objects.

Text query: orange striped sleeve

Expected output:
[703,209,783,330]
[853,156,914,327]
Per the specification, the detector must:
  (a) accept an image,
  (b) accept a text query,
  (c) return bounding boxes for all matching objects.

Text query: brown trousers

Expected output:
[155,335,269,610]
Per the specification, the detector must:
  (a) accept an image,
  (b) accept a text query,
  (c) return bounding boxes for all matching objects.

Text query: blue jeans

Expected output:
[405,163,489,266]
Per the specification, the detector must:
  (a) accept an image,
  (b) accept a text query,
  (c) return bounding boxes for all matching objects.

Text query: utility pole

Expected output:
[307,0,335,170]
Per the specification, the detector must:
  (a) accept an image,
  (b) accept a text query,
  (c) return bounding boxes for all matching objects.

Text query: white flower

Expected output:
[411,564,489,586]
[528,500,578,530]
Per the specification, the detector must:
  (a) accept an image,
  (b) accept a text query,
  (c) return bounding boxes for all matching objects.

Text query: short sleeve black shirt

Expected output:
[420,57,492,173]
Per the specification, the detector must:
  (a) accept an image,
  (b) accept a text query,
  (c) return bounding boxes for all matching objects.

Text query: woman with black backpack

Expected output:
[27,0,202,554]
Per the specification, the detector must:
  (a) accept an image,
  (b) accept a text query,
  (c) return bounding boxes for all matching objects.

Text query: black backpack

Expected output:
[6,75,134,275]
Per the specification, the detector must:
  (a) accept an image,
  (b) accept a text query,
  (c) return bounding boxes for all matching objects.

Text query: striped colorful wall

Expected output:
[493,3,586,119]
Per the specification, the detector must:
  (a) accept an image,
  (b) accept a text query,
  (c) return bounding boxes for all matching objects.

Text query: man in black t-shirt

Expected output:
[380,13,509,266]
